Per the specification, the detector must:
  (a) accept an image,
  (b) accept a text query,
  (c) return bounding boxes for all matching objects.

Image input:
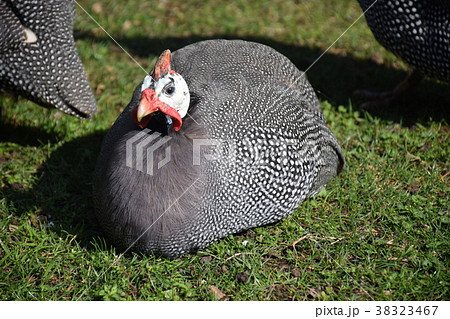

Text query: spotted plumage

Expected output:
[358,0,450,83]
[0,0,96,118]
[93,40,345,258]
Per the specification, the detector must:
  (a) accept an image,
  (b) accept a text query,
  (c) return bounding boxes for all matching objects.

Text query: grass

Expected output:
[0,0,449,300]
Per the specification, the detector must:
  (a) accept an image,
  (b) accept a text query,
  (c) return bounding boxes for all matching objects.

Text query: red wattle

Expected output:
[158,104,182,131]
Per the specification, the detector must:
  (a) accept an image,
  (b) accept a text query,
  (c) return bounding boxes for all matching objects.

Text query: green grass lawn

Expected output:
[1,0,449,300]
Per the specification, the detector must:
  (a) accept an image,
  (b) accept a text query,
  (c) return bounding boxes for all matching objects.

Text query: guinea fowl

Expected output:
[0,0,97,118]
[93,40,345,258]
[355,0,450,108]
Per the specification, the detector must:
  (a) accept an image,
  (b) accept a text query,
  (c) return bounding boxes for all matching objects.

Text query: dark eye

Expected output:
[164,85,175,96]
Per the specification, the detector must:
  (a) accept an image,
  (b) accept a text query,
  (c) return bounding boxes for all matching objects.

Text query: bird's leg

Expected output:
[353,70,423,109]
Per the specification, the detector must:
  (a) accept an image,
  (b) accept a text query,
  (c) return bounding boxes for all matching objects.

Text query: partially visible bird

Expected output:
[93,40,345,258]
[0,0,97,118]
[355,0,450,108]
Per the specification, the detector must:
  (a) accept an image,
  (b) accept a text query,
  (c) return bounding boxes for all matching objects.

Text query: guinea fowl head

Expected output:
[132,50,190,131]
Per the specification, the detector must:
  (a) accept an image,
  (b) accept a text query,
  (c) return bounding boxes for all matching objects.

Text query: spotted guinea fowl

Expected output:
[93,40,345,258]
[0,0,97,118]
[355,0,450,107]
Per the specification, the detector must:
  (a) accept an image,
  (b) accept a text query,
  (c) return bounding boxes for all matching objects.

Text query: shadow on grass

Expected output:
[1,131,109,249]
[0,122,63,147]
[76,30,450,126]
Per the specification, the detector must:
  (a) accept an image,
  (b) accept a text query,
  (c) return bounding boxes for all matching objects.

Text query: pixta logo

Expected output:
[126,129,300,175]
[126,129,172,175]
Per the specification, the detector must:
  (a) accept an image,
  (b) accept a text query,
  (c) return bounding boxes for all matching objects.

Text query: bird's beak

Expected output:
[132,88,182,131]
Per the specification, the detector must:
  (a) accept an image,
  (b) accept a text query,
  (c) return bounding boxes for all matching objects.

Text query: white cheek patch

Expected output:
[172,75,190,118]
[157,80,190,118]
[141,75,154,92]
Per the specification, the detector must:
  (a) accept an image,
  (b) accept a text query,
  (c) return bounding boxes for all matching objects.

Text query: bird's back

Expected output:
[171,40,344,247]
